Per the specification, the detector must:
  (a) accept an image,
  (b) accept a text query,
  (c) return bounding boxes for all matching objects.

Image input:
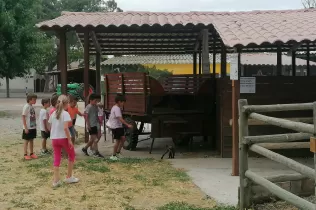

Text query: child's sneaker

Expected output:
[24,155,31,160]
[82,148,89,156]
[40,150,49,155]
[116,152,124,158]
[64,176,79,184]
[30,153,38,159]
[93,152,104,158]
[110,155,118,161]
[53,180,62,188]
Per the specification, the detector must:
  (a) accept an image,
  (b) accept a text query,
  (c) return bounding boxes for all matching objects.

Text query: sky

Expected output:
[115,0,304,12]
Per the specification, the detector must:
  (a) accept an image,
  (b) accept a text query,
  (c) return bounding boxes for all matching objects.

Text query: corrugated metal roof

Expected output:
[36,9,316,48]
[102,53,316,66]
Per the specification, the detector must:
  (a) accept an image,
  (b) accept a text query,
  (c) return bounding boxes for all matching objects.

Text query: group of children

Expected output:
[21,92,132,187]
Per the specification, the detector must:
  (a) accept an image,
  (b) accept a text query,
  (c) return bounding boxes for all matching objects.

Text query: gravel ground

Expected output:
[255,196,315,210]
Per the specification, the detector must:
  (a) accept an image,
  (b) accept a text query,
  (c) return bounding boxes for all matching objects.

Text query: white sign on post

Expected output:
[240,77,256,93]
[230,53,238,80]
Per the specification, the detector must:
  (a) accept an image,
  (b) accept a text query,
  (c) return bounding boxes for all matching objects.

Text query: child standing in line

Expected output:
[82,93,104,158]
[108,94,132,161]
[67,96,84,144]
[39,98,51,155]
[22,93,38,160]
[48,95,79,188]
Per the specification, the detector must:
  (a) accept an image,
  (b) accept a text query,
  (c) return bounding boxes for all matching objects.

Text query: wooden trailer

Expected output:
[103,72,216,152]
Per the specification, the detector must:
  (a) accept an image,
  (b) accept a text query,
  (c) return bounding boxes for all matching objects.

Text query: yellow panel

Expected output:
[144,63,231,75]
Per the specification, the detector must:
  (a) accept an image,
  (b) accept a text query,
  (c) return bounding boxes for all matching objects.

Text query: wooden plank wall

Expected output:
[218,76,316,158]
[105,72,149,115]
[162,74,212,95]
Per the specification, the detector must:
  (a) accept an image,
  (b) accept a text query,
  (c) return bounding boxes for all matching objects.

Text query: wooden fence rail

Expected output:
[238,99,316,210]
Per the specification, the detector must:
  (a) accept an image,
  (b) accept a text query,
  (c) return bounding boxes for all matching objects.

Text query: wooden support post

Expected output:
[307,44,310,76]
[198,43,202,75]
[232,52,241,176]
[202,29,210,74]
[277,46,282,76]
[84,31,90,143]
[238,99,250,209]
[292,51,296,76]
[221,43,227,77]
[96,52,101,94]
[59,31,67,94]
[212,37,216,77]
[193,52,197,75]
[312,102,316,210]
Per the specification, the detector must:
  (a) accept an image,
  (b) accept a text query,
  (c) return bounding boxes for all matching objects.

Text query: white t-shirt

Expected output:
[39,108,48,131]
[22,103,36,129]
[48,110,71,139]
[108,105,122,129]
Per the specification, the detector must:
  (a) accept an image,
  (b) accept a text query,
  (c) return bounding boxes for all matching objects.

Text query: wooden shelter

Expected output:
[36,8,316,176]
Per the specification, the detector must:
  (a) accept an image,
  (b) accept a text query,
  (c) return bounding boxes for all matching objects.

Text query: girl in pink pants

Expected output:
[48,95,79,188]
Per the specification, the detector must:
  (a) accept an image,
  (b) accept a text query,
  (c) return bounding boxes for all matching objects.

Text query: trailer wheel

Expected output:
[123,118,138,151]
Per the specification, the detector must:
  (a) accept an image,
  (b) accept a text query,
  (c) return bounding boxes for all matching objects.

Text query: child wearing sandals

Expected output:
[48,95,79,188]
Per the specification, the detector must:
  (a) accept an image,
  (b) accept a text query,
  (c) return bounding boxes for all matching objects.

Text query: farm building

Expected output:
[102,53,316,76]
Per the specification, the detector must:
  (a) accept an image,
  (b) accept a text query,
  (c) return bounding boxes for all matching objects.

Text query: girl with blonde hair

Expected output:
[48,94,79,187]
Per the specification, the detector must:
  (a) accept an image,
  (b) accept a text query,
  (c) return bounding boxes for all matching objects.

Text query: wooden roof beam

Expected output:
[90,31,102,54]
[287,42,303,56]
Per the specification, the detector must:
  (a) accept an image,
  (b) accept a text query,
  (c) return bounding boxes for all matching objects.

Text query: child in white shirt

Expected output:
[39,98,51,154]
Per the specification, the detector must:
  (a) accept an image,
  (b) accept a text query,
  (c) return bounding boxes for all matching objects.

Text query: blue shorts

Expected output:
[69,126,76,137]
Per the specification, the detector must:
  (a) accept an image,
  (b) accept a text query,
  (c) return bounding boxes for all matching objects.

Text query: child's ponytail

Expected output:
[56,95,69,120]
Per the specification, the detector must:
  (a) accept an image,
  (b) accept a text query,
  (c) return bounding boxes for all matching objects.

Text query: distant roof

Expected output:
[36,9,316,52]
[102,53,316,66]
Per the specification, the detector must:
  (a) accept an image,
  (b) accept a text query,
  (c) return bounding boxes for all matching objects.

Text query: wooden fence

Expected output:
[239,99,316,210]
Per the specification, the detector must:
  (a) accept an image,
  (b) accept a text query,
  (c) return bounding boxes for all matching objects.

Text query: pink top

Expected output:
[49,107,56,117]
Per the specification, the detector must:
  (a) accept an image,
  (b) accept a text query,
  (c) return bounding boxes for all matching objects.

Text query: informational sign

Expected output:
[240,77,256,93]
[230,53,238,80]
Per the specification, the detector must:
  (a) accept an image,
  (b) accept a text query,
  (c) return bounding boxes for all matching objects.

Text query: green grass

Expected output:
[26,157,52,170]
[0,111,8,118]
[157,202,237,210]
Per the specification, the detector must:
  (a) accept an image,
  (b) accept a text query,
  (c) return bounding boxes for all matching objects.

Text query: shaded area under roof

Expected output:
[101,53,316,66]
[36,9,316,54]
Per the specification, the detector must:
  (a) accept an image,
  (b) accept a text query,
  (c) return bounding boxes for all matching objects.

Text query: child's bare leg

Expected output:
[24,140,29,154]
[113,140,119,156]
[42,138,47,150]
[53,167,60,183]
[90,135,97,151]
[67,161,74,178]
[71,137,75,144]
[117,136,126,153]
[29,140,34,154]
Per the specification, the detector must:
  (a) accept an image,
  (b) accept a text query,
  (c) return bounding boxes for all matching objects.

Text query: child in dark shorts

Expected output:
[107,94,132,161]
[22,93,38,160]
[39,98,51,154]
[82,93,104,158]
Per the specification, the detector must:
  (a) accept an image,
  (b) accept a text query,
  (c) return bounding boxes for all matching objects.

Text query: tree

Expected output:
[0,0,45,97]
[302,0,316,8]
